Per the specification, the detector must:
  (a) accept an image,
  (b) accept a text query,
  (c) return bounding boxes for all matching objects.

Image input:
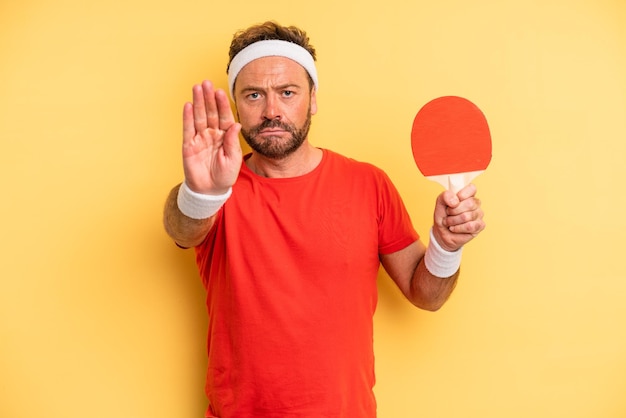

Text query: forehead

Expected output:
[236,56,310,87]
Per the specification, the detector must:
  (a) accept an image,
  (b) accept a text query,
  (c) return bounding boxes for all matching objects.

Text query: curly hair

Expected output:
[226,21,317,73]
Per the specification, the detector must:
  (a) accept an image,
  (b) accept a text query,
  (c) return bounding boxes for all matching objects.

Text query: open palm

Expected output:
[182,80,242,195]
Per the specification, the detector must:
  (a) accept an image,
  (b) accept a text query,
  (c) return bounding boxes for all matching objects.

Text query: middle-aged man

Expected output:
[163,21,485,418]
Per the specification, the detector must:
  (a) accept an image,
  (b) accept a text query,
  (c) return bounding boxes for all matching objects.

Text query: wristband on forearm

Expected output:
[176,181,232,220]
[424,228,463,278]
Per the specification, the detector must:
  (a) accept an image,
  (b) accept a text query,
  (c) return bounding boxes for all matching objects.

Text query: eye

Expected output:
[247,92,261,100]
[282,90,294,97]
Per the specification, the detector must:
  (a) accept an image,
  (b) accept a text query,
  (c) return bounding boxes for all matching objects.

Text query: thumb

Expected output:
[434,190,458,230]
[440,190,460,208]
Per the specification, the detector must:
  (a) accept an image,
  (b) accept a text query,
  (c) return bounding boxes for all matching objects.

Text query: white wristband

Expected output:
[424,228,462,278]
[176,181,232,219]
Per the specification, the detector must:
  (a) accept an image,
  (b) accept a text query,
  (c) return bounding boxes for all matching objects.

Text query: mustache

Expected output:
[247,119,295,135]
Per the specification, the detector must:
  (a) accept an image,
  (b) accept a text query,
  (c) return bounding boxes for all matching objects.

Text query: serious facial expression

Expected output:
[233,56,318,160]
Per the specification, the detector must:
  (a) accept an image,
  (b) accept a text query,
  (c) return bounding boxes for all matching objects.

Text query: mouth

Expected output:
[258,128,287,137]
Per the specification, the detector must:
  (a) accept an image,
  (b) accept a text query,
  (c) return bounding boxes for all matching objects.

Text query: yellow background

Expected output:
[1,0,625,417]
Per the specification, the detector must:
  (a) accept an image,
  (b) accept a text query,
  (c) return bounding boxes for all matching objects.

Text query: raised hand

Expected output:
[182,80,242,195]
[432,184,485,252]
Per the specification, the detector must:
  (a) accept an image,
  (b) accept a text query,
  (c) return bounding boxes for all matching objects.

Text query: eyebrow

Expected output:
[239,83,303,94]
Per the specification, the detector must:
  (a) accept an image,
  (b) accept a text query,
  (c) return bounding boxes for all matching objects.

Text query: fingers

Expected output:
[446,208,485,235]
[455,183,478,202]
[190,81,235,134]
[223,122,242,158]
[434,184,486,243]
[440,184,476,209]
[203,81,220,129]
[214,89,235,131]
[192,82,209,132]
[185,81,236,146]
[440,190,460,209]
[182,102,195,143]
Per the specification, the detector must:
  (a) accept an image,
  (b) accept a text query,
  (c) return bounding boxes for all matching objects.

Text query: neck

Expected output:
[246,142,323,178]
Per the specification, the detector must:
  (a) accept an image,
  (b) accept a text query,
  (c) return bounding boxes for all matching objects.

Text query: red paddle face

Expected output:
[411,96,491,191]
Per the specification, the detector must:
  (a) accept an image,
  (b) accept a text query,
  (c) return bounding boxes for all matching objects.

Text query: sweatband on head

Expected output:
[424,228,463,278]
[227,39,318,100]
[177,181,232,220]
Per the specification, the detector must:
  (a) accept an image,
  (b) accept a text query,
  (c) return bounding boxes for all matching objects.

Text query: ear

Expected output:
[310,88,318,115]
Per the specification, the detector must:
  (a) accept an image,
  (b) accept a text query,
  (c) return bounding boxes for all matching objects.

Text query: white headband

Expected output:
[227,39,318,100]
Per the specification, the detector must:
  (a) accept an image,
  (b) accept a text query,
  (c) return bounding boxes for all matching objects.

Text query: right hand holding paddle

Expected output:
[182,80,242,195]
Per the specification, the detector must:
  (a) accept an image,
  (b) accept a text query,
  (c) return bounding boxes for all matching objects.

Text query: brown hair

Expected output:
[226,21,317,73]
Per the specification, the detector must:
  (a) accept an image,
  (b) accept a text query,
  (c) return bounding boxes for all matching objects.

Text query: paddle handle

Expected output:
[426,170,484,194]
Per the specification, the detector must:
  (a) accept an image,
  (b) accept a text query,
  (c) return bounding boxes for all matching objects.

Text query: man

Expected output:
[163,21,485,418]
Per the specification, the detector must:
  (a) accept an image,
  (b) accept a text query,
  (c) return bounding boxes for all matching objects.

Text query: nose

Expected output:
[262,94,281,120]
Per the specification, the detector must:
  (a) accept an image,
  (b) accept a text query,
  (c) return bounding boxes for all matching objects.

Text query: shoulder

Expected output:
[322,149,389,180]
[321,150,407,208]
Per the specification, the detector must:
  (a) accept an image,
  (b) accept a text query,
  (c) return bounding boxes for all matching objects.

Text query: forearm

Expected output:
[409,259,459,311]
[163,184,215,248]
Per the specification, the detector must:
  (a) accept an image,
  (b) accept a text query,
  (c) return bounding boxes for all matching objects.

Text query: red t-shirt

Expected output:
[195,149,419,418]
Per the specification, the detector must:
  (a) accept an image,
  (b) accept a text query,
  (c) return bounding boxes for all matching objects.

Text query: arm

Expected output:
[381,240,460,311]
[163,183,216,248]
[380,184,485,311]
[163,81,242,248]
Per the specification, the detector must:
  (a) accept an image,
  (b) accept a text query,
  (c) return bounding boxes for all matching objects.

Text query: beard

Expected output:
[241,108,312,160]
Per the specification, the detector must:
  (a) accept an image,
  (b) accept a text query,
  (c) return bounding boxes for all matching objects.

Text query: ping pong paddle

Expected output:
[411,96,492,193]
